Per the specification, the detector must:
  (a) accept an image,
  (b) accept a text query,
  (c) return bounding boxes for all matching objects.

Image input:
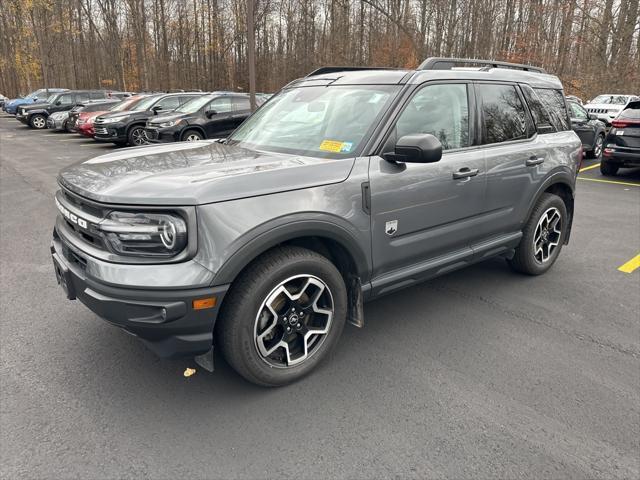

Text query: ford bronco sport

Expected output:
[51,58,582,386]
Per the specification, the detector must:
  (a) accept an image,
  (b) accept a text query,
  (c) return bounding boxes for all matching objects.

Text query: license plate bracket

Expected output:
[52,253,76,300]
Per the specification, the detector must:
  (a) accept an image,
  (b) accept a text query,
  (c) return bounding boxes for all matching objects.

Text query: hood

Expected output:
[58,141,355,206]
[148,112,189,125]
[22,101,52,111]
[98,109,151,121]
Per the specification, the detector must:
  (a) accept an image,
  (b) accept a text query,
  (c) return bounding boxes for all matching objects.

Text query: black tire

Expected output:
[29,114,47,129]
[127,125,147,146]
[587,134,604,159]
[217,246,348,387]
[508,193,567,275]
[182,129,204,142]
[600,160,619,176]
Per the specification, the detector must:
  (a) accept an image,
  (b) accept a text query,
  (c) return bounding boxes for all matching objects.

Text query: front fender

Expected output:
[209,214,371,286]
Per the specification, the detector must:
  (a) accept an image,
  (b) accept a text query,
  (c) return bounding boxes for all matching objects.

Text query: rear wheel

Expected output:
[587,134,604,159]
[30,114,46,129]
[127,126,147,146]
[600,161,619,176]
[508,193,567,275]
[182,129,203,142]
[217,246,347,387]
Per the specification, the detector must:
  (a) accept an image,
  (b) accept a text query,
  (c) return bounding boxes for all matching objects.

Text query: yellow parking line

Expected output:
[577,177,640,187]
[618,254,640,273]
[579,163,600,172]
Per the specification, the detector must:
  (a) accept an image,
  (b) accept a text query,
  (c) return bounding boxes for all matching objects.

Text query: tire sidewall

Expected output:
[128,125,146,146]
[182,129,203,141]
[520,194,568,275]
[225,255,347,386]
[30,114,46,129]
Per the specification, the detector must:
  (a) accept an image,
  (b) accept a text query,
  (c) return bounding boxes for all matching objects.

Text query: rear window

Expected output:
[477,83,531,144]
[534,88,570,131]
[619,108,640,120]
[521,85,556,134]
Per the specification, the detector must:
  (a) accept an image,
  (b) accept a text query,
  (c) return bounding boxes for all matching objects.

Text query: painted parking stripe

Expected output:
[577,177,640,187]
[618,254,640,273]
[579,163,600,172]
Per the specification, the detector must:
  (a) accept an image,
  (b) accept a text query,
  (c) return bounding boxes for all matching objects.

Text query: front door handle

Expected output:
[452,167,479,179]
[526,156,545,166]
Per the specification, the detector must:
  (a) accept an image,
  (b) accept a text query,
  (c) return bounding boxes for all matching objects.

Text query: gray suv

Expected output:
[51,58,582,386]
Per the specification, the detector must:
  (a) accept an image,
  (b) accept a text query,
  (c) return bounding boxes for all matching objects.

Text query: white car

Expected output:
[584,94,640,125]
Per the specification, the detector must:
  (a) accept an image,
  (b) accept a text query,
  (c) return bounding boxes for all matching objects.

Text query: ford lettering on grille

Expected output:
[55,197,89,229]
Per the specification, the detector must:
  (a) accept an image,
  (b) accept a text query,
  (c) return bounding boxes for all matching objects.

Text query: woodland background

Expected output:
[0,0,639,100]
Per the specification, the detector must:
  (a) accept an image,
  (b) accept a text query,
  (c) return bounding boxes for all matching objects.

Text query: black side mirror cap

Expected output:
[589,113,598,120]
[384,133,443,163]
[55,100,62,106]
[205,110,217,118]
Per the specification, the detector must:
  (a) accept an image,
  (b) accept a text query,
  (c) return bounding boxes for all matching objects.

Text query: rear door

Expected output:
[476,82,548,238]
[203,96,235,137]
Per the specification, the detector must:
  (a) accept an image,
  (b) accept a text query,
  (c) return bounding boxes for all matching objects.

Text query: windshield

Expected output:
[591,95,629,105]
[131,95,162,111]
[45,93,61,103]
[110,96,146,112]
[227,85,399,158]
[176,95,212,113]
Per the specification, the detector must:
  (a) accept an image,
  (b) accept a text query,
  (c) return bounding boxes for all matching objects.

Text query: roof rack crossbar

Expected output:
[306,66,398,77]
[418,57,546,73]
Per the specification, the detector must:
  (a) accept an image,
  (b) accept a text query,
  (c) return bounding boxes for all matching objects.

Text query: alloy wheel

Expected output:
[533,207,562,264]
[593,135,603,157]
[32,116,46,128]
[185,134,201,141]
[131,128,147,145]
[254,274,334,368]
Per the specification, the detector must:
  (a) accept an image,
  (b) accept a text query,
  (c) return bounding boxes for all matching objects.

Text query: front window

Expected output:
[591,95,629,105]
[176,95,213,113]
[132,95,163,111]
[227,85,399,158]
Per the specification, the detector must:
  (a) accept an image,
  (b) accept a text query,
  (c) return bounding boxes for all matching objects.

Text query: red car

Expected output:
[76,95,148,137]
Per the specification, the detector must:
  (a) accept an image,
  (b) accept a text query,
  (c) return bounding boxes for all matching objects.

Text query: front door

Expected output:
[204,96,235,137]
[569,101,595,148]
[368,82,487,293]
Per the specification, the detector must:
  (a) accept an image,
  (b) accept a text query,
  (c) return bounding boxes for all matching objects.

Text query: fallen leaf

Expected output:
[183,367,196,377]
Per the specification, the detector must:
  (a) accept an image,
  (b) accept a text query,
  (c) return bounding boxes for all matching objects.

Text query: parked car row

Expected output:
[3,87,270,147]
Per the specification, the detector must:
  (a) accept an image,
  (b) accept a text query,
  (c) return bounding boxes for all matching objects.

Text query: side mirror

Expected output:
[55,100,62,106]
[589,113,597,120]
[152,105,163,113]
[205,110,217,118]
[384,134,443,163]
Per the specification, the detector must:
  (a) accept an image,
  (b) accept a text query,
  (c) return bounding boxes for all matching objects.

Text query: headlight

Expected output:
[101,115,129,124]
[99,211,187,257]
[157,119,182,128]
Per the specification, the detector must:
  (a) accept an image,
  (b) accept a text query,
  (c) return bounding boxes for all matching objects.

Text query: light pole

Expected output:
[247,0,256,111]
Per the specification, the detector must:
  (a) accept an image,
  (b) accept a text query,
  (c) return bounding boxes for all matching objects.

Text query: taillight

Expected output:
[612,119,640,128]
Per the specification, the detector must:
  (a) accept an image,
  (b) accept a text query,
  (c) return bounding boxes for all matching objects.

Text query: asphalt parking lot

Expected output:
[0,115,638,479]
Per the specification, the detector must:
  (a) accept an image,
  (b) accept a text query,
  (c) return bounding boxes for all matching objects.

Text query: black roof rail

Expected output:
[418,57,546,73]
[306,66,398,77]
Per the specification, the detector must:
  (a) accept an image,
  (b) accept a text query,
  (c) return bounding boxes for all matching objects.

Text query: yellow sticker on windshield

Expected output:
[319,140,353,153]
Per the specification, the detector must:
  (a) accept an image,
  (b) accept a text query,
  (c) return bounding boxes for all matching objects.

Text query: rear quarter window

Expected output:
[521,85,556,134]
[534,88,570,131]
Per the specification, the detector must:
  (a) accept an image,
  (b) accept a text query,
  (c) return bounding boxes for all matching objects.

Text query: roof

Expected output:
[299,57,562,90]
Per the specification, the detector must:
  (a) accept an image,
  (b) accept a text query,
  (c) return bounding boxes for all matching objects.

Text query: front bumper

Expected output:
[47,116,67,130]
[144,125,181,143]
[51,229,227,358]
[16,112,29,124]
[94,123,127,143]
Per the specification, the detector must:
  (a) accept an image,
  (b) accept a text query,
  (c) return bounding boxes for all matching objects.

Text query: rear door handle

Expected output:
[526,156,545,166]
[452,167,479,179]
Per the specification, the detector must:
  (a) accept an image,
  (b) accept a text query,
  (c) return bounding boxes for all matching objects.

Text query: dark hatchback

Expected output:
[93,92,204,146]
[144,93,264,143]
[601,101,640,175]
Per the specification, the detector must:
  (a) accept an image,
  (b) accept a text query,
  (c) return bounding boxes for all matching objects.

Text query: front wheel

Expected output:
[217,246,347,387]
[508,193,567,275]
[127,126,147,146]
[182,129,203,142]
[30,114,47,129]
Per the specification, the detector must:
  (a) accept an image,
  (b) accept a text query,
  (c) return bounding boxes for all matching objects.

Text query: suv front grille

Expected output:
[56,188,110,254]
[587,108,610,114]
[95,127,108,135]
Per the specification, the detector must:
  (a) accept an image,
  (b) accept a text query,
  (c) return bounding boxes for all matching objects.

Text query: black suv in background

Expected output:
[145,92,264,142]
[93,92,204,146]
[16,90,114,129]
[567,100,606,159]
[601,101,640,175]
